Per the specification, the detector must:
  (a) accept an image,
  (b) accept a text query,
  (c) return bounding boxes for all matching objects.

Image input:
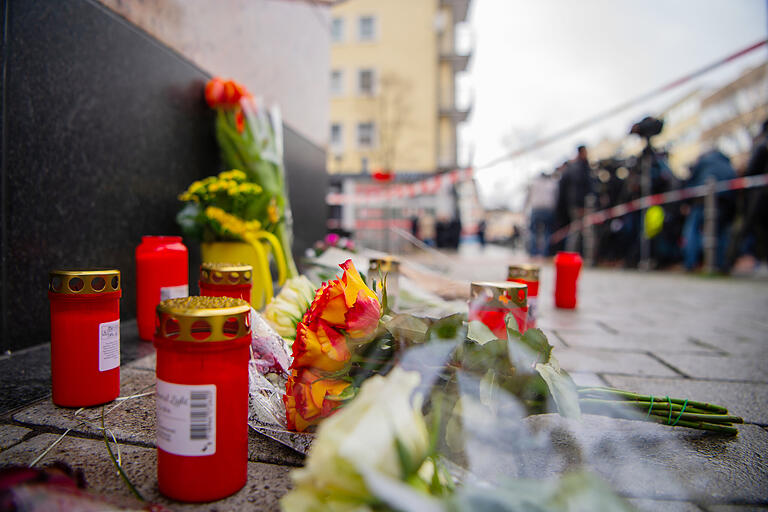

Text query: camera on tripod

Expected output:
[630,116,664,138]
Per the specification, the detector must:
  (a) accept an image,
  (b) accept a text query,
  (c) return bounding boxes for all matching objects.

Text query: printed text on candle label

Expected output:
[98,319,120,372]
[160,284,189,302]
[156,381,216,456]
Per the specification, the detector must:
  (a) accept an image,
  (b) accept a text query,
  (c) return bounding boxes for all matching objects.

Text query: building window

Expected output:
[331,17,344,43]
[330,69,344,96]
[358,69,375,95]
[357,122,375,148]
[330,123,343,152]
[358,16,376,41]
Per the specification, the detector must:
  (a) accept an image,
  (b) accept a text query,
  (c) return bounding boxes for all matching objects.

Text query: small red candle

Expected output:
[48,269,121,407]
[507,265,540,328]
[136,236,189,341]
[198,262,253,304]
[154,296,251,502]
[468,281,528,338]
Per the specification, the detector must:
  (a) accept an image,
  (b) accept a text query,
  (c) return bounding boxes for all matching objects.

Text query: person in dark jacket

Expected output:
[562,146,594,252]
[727,120,768,271]
[682,150,736,271]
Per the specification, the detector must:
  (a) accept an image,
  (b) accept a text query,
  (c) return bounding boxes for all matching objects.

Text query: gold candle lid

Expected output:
[368,257,401,273]
[507,264,540,281]
[200,262,253,285]
[156,296,251,342]
[49,269,121,295]
[470,281,527,308]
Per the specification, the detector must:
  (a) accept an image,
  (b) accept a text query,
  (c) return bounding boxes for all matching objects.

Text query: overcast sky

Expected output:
[460,0,768,209]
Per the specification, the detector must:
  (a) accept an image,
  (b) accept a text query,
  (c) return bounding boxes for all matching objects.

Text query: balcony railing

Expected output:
[440,0,470,23]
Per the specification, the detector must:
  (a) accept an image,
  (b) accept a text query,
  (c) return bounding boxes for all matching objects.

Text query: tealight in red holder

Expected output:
[48,269,121,407]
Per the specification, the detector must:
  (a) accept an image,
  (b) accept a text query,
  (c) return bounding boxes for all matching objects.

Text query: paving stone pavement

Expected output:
[1,247,766,510]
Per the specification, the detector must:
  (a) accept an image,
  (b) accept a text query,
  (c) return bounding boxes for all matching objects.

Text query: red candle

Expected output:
[507,265,540,328]
[468,281,528,338]
[48,269,121,407]
[154,296,251,502]
[554,252,582,309]
[199,262,253,304]
[136,236,189,341]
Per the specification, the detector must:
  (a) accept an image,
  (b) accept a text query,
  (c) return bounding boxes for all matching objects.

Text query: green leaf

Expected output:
[176,202,203,240]
[467,320,497,345]
[394,436,414,478]
[535,356,581,418]
[505,312,520,338]
[385,314,430,344]
[520,328,553,364]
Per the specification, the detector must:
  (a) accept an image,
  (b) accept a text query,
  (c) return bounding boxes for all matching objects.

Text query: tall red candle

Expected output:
[468,281,528,338]
[507,265,539,328]
[554,252,582,309]
[136,236,188,341]
[154,296,250,502]
[199,262,253,304]
[48,269,121,407]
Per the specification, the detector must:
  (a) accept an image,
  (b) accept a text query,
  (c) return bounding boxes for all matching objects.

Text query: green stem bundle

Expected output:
[576,387,742,436]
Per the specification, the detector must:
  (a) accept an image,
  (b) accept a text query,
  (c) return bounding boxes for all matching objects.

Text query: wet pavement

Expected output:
[1,245,767,510]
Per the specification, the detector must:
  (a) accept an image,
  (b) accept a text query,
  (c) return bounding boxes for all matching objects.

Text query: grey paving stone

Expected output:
[0,424,31,452]
[539,328,567,349]
[124,351,156,372]
[13,367,158,446]
[628,498,704,512]
[554,332,716,354]
[569,371,607,388]
[603,376,768,425]
[555,347,681,377]
[0,433,292,511]
[653,353,768,383]
[11,365,304,466]
[705,505,768,511]
[519,414,768,504]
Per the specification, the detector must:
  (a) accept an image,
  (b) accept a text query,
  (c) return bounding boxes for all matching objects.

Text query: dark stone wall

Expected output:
[0,0,327,352]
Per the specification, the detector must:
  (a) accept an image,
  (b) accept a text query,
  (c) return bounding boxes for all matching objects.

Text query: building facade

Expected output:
[700,63,768,171]
[655,89,704,178]
[327,0,472,251]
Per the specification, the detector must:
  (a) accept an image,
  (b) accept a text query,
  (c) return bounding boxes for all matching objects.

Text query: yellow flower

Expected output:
[204,206,262,239]
[218,169,246,182]
[188,181,204,194]
[268,197,279,224]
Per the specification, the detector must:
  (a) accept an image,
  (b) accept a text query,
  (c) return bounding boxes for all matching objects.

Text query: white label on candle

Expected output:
[98,319,120,372]
[160,284,188,302]
[156,380,216,456]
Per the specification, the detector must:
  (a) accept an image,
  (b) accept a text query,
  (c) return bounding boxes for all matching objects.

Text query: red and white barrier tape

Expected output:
[550,174,768,244]
[326,168,474,206]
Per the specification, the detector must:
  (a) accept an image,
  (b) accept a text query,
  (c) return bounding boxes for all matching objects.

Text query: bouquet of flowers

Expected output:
[278,259,742,436]
[177,77,298,294]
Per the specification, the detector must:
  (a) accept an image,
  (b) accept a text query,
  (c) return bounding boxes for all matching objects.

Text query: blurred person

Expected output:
[526,171,558,256]
[681,150,736,272]
[477,217,487,247]
[552,161,571,253]
[419,212,436,247]
[727,119,768,273]
[562,145,594,253]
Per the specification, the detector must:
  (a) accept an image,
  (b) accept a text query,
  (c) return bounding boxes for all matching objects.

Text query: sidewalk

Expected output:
[1,246,767,510]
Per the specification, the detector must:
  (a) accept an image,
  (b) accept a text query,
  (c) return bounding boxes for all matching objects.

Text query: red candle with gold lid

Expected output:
[468,281,528,338]
[507,265,539,328]
[198,262,253,304]
[154,296,251,502]
[48,269,121,407]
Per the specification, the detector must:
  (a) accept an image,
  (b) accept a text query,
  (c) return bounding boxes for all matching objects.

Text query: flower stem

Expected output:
[577,387,728,414]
